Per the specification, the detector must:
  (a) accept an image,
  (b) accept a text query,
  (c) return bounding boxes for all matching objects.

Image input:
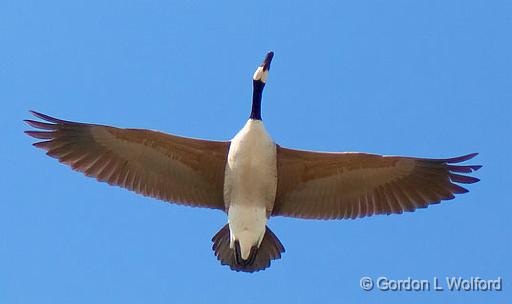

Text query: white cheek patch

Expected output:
[253,66,269,83]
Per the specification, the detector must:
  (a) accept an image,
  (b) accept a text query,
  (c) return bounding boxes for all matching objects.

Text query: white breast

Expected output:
[224,119,277,259]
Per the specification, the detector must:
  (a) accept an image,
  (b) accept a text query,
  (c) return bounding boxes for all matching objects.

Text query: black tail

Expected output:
[212,224,285,273]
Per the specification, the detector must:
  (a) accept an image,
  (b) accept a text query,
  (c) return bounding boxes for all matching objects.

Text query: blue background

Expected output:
[1,0,510,303]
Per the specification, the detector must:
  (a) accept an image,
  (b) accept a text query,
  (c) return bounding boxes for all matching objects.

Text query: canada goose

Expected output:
[25,51,480,273]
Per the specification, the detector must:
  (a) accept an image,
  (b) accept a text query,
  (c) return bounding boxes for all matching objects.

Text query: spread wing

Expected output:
[25,111,230,210]
[273,146,481,219]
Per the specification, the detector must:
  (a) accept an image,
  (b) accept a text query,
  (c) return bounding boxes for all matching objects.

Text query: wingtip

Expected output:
[449,173,480,184]
[29,110,47,120]
[28,110,69,124]
[25,130,53,139]
[471,165,483,171]
[467,152,479,159]
[29,110,43,118]
[443,152,479,164]
[32,141,51,149]
[25,130,39,138]
[24,119,42,128]
[446,164,482,173]
[451,183,470,194]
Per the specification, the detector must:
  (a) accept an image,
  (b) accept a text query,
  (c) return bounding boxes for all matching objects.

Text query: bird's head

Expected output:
[250,51,273,120]
[253,51,273,83]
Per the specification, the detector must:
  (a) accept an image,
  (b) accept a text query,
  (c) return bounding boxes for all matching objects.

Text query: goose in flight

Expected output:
[25,52,481,272]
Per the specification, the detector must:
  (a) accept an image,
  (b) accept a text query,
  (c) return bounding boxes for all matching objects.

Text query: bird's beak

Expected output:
[261,51,274,71]
[253,51,274,83]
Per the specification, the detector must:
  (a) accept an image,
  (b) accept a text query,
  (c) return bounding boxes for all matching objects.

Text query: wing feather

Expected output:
[273,146,480,219]
[25,111,230,210]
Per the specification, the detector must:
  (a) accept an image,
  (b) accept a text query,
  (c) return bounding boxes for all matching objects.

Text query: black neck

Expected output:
[250,80,265,120]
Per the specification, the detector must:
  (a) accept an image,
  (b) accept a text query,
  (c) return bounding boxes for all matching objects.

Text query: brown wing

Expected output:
[25,111,230,210]
[273,146,480,219]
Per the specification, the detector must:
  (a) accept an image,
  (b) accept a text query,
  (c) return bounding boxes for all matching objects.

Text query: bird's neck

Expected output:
[250,80,265,120]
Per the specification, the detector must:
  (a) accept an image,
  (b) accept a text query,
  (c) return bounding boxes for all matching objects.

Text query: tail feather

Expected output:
[211,224,285,273]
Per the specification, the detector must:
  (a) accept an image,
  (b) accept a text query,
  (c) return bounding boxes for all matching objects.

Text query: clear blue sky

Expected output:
[1,0,510,303]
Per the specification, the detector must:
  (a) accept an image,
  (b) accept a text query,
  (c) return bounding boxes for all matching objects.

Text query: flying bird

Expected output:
[25,52,481,272]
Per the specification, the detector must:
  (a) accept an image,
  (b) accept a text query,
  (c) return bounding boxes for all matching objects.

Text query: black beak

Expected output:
[261,51,274,71]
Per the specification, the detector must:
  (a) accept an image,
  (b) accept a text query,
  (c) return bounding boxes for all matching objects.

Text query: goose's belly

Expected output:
[223,120,277,258]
